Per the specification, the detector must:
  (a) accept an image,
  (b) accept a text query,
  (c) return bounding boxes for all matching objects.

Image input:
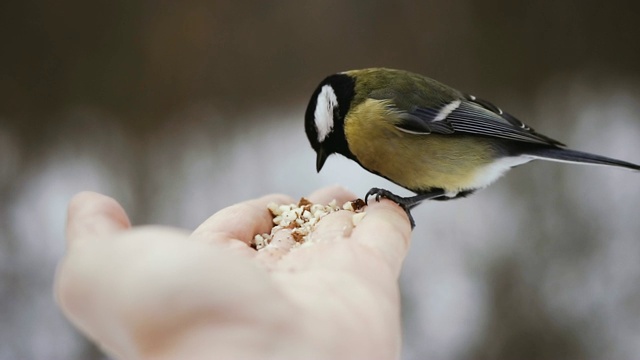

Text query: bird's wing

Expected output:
[393,94,565,146]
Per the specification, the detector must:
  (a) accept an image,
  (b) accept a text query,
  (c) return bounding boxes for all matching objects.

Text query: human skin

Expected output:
[55,186,412,359]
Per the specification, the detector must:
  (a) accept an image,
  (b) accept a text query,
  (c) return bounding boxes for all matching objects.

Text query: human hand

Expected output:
[55,186,412,360]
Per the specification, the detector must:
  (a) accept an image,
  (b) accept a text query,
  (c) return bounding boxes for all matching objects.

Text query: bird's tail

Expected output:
[525,147,640,171]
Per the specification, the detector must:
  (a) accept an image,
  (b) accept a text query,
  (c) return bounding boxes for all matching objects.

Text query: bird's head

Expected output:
[304,73,356,172]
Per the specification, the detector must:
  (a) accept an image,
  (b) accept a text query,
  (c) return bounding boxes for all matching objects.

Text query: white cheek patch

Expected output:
[314,85,338,142]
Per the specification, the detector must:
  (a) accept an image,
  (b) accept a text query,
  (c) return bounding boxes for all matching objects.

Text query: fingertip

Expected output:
[67,191,106,214]
[366,199,412,234]
[66,192,131,246]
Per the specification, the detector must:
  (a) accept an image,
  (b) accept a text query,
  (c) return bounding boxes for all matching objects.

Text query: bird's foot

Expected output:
[365,188,417,229]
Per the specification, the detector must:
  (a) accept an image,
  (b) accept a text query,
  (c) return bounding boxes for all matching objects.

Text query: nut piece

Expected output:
[298,197,312,207]
[351,198,366,211]
[267,202,280,217]
[291,229,305,242]
[251,197,368,250]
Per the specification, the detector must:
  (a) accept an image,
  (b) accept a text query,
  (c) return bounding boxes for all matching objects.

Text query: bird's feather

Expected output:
[394,94,566,147]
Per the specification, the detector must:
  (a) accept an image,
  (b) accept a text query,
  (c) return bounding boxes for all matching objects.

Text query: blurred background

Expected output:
[1,1,639,359]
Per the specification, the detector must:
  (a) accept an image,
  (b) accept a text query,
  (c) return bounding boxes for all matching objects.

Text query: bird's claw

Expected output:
[364,187,416,229]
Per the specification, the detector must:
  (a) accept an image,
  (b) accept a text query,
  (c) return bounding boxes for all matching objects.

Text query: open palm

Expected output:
[55,186,411,360]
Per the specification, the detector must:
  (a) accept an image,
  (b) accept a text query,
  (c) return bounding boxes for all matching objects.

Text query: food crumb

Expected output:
[251,197,367,250]
[352,212,367,226]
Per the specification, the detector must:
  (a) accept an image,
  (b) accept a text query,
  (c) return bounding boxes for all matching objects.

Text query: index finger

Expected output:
[352,199,412,276]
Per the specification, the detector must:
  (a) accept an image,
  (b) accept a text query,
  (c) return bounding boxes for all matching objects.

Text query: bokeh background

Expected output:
[1,1,640,359]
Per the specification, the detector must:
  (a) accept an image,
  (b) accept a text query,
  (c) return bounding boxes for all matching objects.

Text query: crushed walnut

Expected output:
[251,197,367,250]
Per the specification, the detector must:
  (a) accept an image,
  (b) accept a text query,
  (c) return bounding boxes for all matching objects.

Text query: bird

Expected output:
[304,68,640,228]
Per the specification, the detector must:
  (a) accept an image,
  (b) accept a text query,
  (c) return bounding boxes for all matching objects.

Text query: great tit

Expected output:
[304,68,640,228]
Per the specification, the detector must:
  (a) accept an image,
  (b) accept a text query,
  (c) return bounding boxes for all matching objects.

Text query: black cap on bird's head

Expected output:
[304,73,356,172]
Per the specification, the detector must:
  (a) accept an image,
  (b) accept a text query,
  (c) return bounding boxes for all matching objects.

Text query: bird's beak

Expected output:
[316,148,328,172]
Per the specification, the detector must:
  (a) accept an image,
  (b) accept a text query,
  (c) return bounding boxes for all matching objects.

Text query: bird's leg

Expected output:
[365,187,445,229]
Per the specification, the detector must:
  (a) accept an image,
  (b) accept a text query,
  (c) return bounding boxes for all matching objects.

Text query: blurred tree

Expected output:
[2,0,638,138]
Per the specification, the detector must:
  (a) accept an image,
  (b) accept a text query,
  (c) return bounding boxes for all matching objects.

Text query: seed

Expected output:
[328,199,337,209]
[279,204,292,213]
[310,204,324,213]
[267,202,280,216]
[253,198,368,250]
[282,211,297,222]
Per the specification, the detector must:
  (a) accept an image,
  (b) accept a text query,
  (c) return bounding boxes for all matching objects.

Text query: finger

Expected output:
[66,191,131,247]
[352,199,412,276]
[55,226,196,359]
[191,193,294,244]
[307,185,358,206]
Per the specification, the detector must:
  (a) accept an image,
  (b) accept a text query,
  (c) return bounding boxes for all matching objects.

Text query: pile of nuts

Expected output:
[251,197,366,250]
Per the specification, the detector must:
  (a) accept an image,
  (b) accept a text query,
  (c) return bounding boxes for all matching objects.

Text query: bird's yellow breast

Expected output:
[344,99,498,192]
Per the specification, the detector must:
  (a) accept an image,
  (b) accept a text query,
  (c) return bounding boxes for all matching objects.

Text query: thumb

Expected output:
[65,191,131,247]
